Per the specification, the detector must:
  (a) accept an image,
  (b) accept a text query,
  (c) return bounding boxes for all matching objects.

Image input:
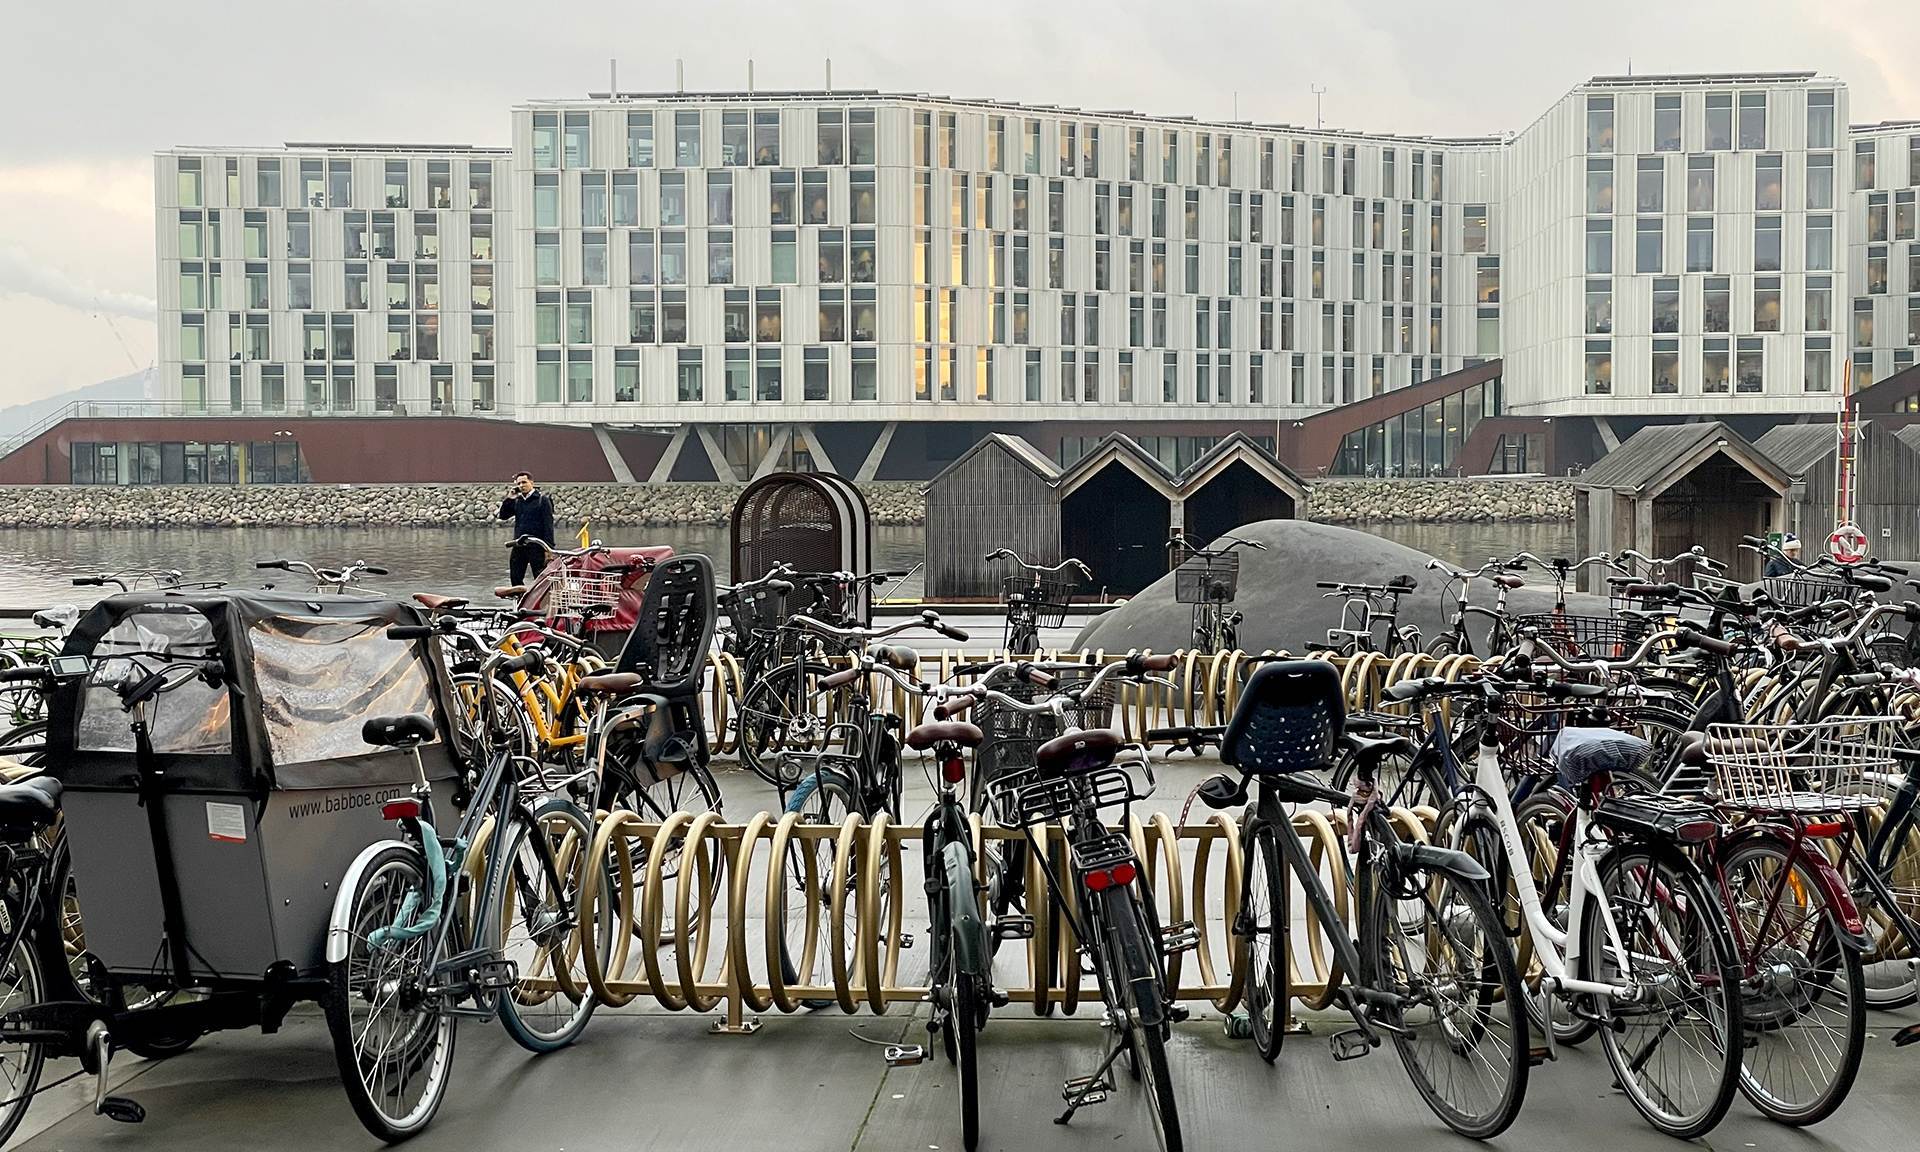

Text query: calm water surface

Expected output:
[0,520,1575,610]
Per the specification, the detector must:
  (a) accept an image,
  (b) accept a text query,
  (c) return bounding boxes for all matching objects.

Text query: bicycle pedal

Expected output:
[1062,1075,1112,1103]
[98,1097,145,1124]
[1166,1005,1191,1024]
[1526,1045,1555,1066]
[473,958,519,992]
[883,1044,926,1068]
[992,916,1035,941]
[1327,1028,1374,1062]
[1161,920,1200,955]
[897,932,915,950]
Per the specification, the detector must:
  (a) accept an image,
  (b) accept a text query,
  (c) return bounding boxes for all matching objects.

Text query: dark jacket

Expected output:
[498,489,555,546]
[1762,555,1797,579]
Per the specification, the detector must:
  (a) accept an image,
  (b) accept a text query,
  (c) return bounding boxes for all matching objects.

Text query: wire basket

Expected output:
[545,567,625,615]
[1491,688,1584,779]
[1703,716,1904,813]
[1516,612,1650,660]
[1762,570,1853,610]
[1175,553,1240,606]
[1002,576,1077,630]
[730,583,789,640]
[988,764,1141,828]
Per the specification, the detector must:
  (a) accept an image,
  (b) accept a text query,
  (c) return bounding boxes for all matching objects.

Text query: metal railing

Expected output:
[0,398,519,458]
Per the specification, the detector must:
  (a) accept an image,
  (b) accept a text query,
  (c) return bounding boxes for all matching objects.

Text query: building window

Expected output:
[1754,215,1781,271]
[1736,337,1763,392]
[1896,189,1916,241]
[1585,96,1613,152]
[1737,92,1766,150]
[1686,154,1715,210]
[1584,278,1611,334]
[1634,156,1664,213]
[1584,339,1612,395]
[1636,217,1663,273]
[1653,93,1681,152]
[256,158,281,207]
[1704,277,1731,333]
[1476,257,1501,304]
[1804,336,1832,392]
[1807,90,1836,149]
[802,346,828,401]
[1806,275,1833,331]
[849,110,876,165]
[1685,217,1713,272]
[1753,276,1781,332]
[1806,214,1833,271]
[1857,140,1878,190]
[1806,151,1834,210]
[1703,93,1732,150]
[1868,245,1889,294]
[1459,205,1489,253]
[1584,218,1612,274]
[1652,338,1679,394]
[1703,338,1730,393]
[1869,192,1890,242]
[1585,158,1613,213]
[852,346,877,400]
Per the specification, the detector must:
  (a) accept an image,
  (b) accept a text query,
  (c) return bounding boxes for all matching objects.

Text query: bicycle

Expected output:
[326,640,611,1140]
[1414,634,1747,1140]
[1167,659,1530,1140]
[986,549,1091,656]
[1315,576,1421,657]
[1167,532,1266,654]
[255,557,389,594]
[953,655,1190,1151]
[1423,558,1528,659]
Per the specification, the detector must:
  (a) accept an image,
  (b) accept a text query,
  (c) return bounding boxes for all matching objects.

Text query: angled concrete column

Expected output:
[646,425,690,482]
[1593,417,1621,454]
[794,424,834,474]
[593,425,637,482]
[695,426,740,482]
[751,426,794,480]
[855,422,897,482]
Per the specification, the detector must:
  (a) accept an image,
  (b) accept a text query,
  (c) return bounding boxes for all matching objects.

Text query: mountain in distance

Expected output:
[0,368,154,440]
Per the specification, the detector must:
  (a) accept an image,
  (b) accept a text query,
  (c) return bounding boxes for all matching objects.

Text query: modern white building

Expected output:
[145,71,1920,480]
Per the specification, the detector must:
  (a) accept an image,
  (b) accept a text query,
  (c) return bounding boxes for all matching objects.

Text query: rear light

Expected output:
[1083,862,1138,891]
[942,757,966,785]
[1803,820,1848,839]
[1672,819,1720,844]
[382,799,421,821]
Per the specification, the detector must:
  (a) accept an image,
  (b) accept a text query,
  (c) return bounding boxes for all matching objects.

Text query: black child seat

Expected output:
[612,554,719,766]
[1221,660,1413,792]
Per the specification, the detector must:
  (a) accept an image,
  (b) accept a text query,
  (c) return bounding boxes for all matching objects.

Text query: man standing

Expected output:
[499,471,556,585]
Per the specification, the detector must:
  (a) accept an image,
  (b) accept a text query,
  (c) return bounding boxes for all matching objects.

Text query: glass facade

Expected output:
[1330,376,1499,476]
[69,440,308,485]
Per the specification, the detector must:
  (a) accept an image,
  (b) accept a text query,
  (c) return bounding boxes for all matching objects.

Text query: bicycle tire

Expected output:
[946,903,984,1151]
[324,844,456,1142]
[738,662,833,786]
[1367,853,1528,1139]
[0,926,47,1147]
[1588,841,1743,1140]
[495,801,608,1053]
[1424,635,1459,659]
[778,774,858,991]
[1243,821,1286,1062]
[1720,836,1865,1126]
[1503,793,1600,1046]
[1104,885,1182,1152]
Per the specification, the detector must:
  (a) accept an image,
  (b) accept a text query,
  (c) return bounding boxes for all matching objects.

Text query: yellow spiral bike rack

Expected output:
[551,802,1439,1035]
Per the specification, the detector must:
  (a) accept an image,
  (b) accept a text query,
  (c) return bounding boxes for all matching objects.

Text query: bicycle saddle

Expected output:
[412,593,468,612]
[0,776,60,834]
[1193,773,1247,811]
[494,585,527,600]
[362,713,436,748]
[1492,574,1525,590]
[905,720,984,750]
[867,643,919,672]
[1674,730,1770,767]
[576,671,646,697]
[1036,729,1126,777]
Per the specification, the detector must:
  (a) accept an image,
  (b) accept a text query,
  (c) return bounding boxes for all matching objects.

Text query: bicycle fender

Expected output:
[326,839,415,963]
[941,841,989,975]
[1718,825,1870,948]
[1397,841,1491,883]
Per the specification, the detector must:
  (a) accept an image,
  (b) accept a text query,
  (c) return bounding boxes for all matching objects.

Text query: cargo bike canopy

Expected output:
[49,589,464,797]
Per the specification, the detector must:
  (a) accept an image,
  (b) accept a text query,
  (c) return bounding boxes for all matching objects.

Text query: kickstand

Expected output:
[1056,1033,1130,1125]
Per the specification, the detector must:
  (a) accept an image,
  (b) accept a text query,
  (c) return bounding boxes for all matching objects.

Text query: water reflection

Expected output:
[0,521,1574,609]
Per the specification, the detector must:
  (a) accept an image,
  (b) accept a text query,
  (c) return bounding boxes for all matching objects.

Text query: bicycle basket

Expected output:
[1550,726,1653,790]
[1174,552,1240,606]
[1702,716,1902,813]
[1001,576,1076,630]
[1515,612,1650,660]
[731,583,789,639]
[1761,570,1852,611]
[987,763,1139,828]
[545,566,625,615]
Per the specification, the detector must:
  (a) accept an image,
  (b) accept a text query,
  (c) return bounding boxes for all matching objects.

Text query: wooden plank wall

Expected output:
[925,448,1060,599]
[1791,425,1920,559]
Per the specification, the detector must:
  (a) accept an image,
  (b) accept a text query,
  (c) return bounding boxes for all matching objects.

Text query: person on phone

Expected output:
[498,471,555,585]
[1763,534,1800,580]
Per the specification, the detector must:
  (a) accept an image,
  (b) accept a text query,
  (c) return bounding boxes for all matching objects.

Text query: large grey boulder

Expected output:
[1074,520,1615,654]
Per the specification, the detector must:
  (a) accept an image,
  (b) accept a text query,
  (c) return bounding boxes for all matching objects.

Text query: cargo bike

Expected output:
[0,588,604,1145]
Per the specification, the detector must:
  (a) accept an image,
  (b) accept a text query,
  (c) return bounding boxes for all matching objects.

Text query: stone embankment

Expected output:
[0,482,925,529]
[1305,479,1573,524]
[0,477,1573,529]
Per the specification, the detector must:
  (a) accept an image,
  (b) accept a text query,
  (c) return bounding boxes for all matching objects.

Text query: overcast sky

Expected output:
[1,0,1913,406]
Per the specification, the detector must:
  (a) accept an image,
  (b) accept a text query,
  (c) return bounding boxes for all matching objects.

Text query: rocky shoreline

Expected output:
[0,477,1572,529]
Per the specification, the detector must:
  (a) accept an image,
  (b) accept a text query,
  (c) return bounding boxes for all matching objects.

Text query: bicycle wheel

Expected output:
[1330,743,1446,811]
[943,907,984,1151]
[738,662,832,787]
[1721,837,1865,1126]
[604,738,725,889]
[495,801,608,1053]
[324,845,456,1142]
[1104,886,1182,1152]
[1366,854,1528,1139]
[1587,842,1742,1140]
[1242,821,1287,1062]
[778,774,857,991]
[1424,635,1459,659]
[1839,779,1920,1010]
[0,929,47,1148]
[451,671,536,762]
[1508,792,1599,1046]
